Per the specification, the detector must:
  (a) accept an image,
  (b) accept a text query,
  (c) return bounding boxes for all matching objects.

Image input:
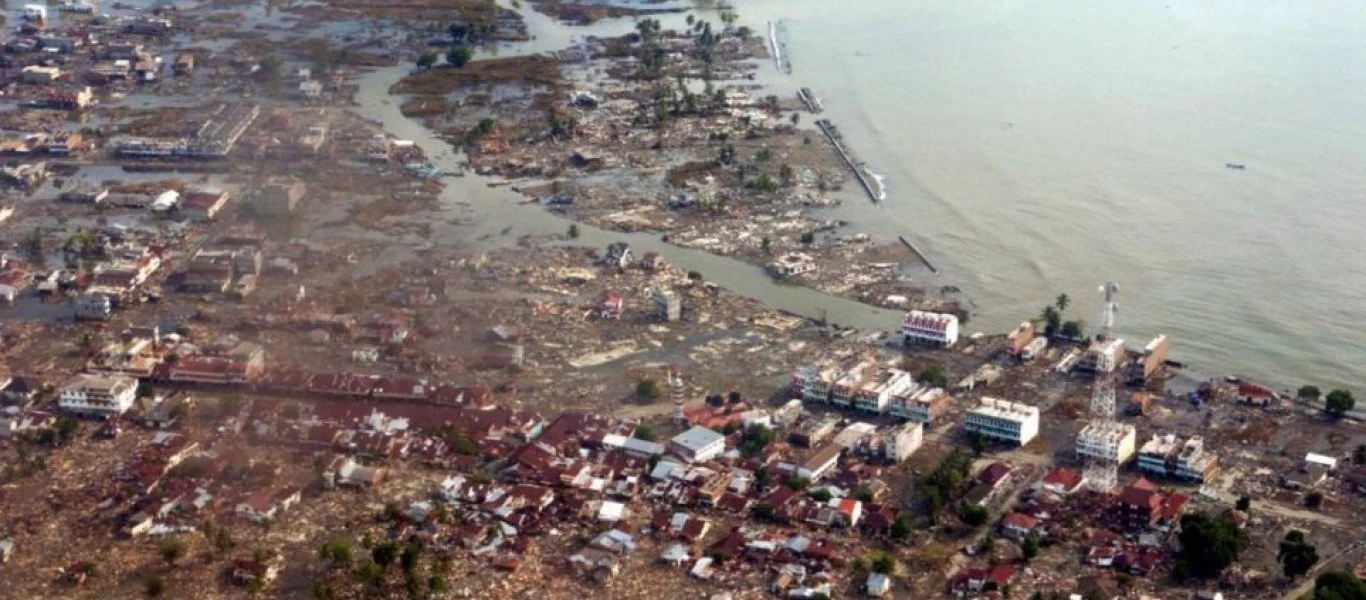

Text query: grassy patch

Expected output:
[391,55,562,95]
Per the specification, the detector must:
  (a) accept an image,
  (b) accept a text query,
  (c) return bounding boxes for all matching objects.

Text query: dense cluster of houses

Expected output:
[0,227,167,311]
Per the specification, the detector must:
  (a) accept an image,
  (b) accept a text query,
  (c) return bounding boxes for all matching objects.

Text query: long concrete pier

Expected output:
[815,118,880,204]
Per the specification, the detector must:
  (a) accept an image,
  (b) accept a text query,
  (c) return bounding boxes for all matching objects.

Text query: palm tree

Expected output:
[1039,306,1061,336]
[1055,293,1070,313]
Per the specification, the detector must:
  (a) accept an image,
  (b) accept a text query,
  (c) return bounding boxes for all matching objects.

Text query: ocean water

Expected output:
[711,0,1366,391]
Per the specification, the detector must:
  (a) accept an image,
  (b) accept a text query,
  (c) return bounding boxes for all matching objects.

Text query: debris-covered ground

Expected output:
[0,1,1364,600]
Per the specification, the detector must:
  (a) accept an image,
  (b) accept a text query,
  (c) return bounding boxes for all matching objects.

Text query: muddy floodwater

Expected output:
[357,64,906,333]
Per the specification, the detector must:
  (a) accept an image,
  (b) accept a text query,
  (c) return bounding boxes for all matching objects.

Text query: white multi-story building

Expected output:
[902,310,959,347]
[791,363,841,404]
[884,421,924,463]
[59,373,138,417]
[964,397,1039,446]
[829,362,874,407]
[887,387,948,424]
[1137,433,1218,484]
[669,426,726,463]
[1075,421,1137,464]
[852,368,915,412]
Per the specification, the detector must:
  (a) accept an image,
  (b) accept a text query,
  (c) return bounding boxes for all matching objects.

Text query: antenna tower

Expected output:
[1082,281,1121,493]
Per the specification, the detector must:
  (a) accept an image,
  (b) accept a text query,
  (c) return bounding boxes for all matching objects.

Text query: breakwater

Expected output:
[815,118,882,203]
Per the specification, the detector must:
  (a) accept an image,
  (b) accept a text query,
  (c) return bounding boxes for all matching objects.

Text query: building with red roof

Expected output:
[1041,467,1085,495]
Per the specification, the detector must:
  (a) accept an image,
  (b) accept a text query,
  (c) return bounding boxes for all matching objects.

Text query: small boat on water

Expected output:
[1225,163,1246,170]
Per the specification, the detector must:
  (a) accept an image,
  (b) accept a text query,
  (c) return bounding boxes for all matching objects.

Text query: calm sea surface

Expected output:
[714,0,1366,391]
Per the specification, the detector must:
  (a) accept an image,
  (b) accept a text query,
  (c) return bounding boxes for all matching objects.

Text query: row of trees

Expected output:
[414,20,484,70]
[1176,510,1324,582]
[415,45,472,71]
[1038,293,1084,339]
[314,535,448,599]
[1297,385,1357,418]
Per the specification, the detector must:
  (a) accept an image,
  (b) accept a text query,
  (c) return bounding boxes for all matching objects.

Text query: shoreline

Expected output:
[363,3,1323,402]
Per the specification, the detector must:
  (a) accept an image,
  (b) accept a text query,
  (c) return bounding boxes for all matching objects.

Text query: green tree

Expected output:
[632,424,657,441]
[890,515,912,541]
[754,466,770,489]
[969,432,987,456]
[446,45,472,68]
[784,475,811,491]
[748,174,779,192]
[448,22,470,44]
[1299,385,1323,402]
[442,426,478,456]
[754,148,773,163]
[1060,320,1085,339]
[354,562,383,588]
[567,224,580,239]
[55,415,80,444]
[416,52,437,70]
[475,117,496,136]
[760,236,771,254]
[850,556,869,576]
[1280,530,1320,580]
[811,488,833,502]
[1039,306,1062,336]
[1022,535,1040,562]
[1313,571,1366,600]
[1175,512,1246,579]
[1306,491,1324,509]
[921,449,972,514]
[918,366,949,388]
[853,486,874,503]
[1055,293,1070,312]
[428,575,447,595]
[752,502,775,521]
[960,504,989,527]
[399,543,422,575]
[319,539,352,566]
[257,54,281,78]
[799,231,815,245]
[739,424,775,457]
[371,542,399,569]
[779,164,794,186]
[635,378,662,401]
[159,538,186,566]
[213,527,235,555]
[144,574,165,598]
[635,17,661,42]
[383,501,403,522]
[1326,389,1355,417]
[869,550,896,574]
[1236,495,1251,512]
[980,535,996,554]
